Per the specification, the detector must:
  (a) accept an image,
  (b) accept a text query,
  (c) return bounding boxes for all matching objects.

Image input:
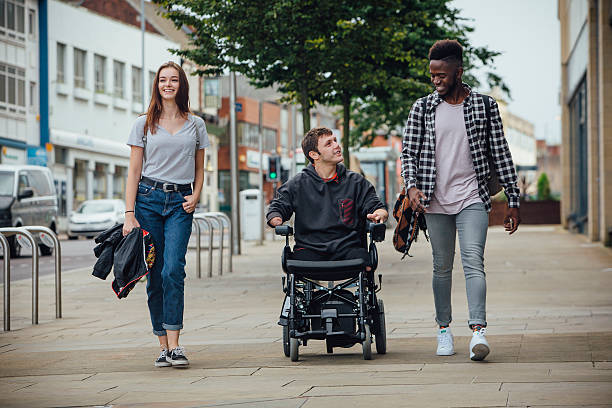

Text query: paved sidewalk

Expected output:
[0,225,611,407]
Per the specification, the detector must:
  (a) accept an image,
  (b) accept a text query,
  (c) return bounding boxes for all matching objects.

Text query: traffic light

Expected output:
[267,156,280,182]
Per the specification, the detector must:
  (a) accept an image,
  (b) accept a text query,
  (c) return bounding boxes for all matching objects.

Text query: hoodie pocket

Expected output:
[339,198,355,228]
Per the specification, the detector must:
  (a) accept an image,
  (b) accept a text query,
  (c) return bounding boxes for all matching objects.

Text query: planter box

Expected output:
[489,200,560,226]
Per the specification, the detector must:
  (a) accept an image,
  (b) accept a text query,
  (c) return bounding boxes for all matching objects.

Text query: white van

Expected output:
[0,164,59,257]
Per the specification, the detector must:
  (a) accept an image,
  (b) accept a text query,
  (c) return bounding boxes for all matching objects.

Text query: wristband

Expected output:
[125,210,135,214]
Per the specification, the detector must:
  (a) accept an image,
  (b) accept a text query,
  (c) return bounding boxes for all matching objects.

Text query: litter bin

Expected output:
[239,189,262,241]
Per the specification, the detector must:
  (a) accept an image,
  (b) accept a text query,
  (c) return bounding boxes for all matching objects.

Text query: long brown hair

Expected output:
[144,61,191,135]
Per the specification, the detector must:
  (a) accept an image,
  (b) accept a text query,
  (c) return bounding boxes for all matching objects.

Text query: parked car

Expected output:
[68,199,125,239]
[0,164,59,257]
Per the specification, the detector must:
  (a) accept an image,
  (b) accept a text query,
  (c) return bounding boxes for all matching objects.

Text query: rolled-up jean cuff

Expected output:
[153,329,166,336]
[468,320,487,328]
[163,323,183,331]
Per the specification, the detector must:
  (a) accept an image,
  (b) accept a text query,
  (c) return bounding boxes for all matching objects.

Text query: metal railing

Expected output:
[202,212,233,274]
[23,226,62,319]
[1,226,62,331]
[191,212,232,278]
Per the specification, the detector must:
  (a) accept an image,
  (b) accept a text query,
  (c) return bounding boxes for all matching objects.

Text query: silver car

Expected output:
[68,199,125,239]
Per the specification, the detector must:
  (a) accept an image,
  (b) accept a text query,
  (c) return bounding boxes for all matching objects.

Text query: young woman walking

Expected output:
[124,61,209,367]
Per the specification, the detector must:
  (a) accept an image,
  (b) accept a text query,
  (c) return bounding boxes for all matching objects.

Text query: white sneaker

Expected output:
[470,327,490,361]
[436,327,455,356]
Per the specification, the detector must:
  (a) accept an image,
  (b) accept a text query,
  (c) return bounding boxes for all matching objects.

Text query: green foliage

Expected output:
[153,0,506,153]
[350,2,509,146]
[537,172,551,201]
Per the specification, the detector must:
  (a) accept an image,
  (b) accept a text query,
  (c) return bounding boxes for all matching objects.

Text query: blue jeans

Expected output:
[135,182,193,336]
[424,202,488,328]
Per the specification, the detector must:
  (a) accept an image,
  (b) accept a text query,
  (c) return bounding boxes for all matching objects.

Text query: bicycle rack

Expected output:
[1,233,10,331]
[0,227,40,328]
[22,226,62,320]
[191,219,201,279]
[202,212,233,274]
[194,215,215,278]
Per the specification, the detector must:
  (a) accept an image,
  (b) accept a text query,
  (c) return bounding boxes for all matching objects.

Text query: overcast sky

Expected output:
[451,0,561,144]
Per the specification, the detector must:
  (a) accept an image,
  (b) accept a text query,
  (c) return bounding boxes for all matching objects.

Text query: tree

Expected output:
[154,0,506,158]
[154,0,340,133]
[537,172,551,201]
[349,1,509,147]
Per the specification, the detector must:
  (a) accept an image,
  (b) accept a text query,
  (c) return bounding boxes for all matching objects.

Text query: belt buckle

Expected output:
[162,182,176,192]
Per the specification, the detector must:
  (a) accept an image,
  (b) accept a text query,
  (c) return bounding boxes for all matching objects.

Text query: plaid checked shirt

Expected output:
[401,84,520,212]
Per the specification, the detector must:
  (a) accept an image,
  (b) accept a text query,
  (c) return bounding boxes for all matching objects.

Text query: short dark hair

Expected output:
[429,39,463,67]
[302,127,333,163]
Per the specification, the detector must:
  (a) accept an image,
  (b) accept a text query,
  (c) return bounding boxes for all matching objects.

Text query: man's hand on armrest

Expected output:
[367,208,388,224]
[268,216,283,227]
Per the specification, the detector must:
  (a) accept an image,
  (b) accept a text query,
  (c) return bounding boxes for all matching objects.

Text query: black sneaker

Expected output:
[154,349,171,367]
[168,346,189,366]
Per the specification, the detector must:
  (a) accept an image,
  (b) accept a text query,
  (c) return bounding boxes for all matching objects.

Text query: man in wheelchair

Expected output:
[266,127,388,360]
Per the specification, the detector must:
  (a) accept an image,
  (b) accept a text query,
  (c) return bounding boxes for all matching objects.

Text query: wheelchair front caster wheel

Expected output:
[290,338,299,361]
[362,323,372,360]
[282,326,290,357]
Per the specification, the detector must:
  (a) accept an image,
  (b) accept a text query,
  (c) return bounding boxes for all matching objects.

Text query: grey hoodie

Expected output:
[266,163,385,253]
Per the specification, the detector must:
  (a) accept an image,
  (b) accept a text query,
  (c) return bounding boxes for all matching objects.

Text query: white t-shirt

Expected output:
[127,114,209,184]
[427,101,481,214]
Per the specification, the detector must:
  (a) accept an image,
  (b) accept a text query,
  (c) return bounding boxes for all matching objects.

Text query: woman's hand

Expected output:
[123,213,140,236]
[182,194,199,213]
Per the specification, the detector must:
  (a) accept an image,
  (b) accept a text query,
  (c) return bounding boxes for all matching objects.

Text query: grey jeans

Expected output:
[424,202,488,327]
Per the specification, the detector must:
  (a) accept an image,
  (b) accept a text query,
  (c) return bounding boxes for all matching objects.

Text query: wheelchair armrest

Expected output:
[367,222,386,242]
[275,225,294,236]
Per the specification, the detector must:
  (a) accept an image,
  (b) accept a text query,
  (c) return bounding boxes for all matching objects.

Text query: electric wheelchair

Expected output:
[275,222,387,361]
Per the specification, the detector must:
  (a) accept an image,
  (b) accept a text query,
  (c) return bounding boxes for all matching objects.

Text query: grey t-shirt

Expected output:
[127,114,209,184]
[428,101,481,214]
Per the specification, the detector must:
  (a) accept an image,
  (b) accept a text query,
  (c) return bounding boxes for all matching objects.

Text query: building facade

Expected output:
[0,0,40,164]
[216,75,340,209]
[559,0,612,244]
[47,0,180,222]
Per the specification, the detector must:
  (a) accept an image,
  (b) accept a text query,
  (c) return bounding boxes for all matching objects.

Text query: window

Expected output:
[27,7,34,36]
[29,170,52,196]
[0,0,26,41]
[73,48,86,89]
[203,78,219,108]
[0,63,26,114]
[263,128,277,152]
[237,122,259,149]
[56,42,65,83]
[94,54,105,93]
[17,172,29,195]
[132,65,142,102]
[148,70,155,97]
[113,60,124,98]
[29,81,36,108]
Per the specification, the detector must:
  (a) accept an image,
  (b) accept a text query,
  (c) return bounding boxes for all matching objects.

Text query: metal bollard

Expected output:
[195,216,214,278]
[191,219,201,278]
[0,228,39,325]
[22,227,62,319]
[0,233,10,331]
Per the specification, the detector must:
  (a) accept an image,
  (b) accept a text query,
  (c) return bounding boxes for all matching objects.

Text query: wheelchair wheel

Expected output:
[362,323,372,360]
[375,299,387,355]
[290,338,299,362]
[282,326,290,357]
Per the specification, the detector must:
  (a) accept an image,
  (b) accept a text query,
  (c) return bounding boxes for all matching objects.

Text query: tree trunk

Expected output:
[300,91,311,133]
[342,91,351,168]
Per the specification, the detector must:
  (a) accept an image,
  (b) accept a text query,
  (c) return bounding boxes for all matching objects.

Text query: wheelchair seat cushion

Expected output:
[286,258,365,280]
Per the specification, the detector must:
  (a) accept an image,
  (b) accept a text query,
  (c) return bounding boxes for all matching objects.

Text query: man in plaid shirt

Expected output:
[401,40,521,361]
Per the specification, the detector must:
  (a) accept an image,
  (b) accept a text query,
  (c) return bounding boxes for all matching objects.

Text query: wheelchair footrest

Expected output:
[294,329,351,338]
